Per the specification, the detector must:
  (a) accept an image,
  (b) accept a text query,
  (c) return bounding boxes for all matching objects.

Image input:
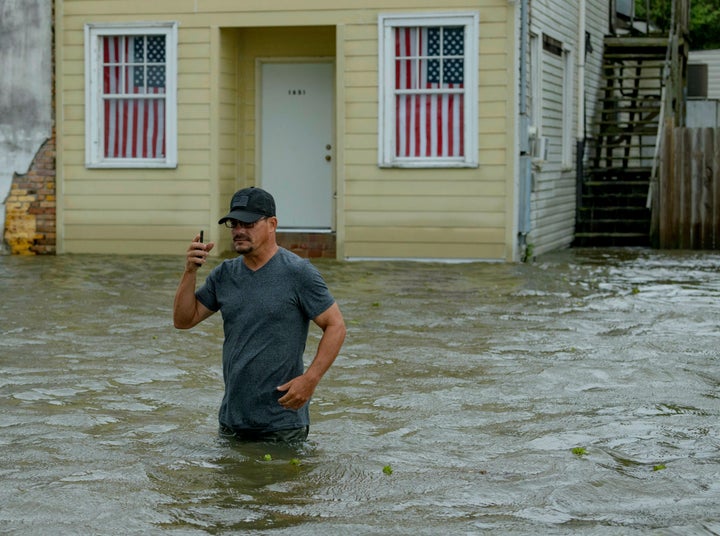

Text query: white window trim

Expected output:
[562,44,575,169]
[378,12,479,168]
[529,30,545,163]
[84,21,178,169]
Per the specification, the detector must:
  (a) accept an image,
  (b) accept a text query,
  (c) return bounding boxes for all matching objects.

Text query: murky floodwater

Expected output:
[1,248,720,535]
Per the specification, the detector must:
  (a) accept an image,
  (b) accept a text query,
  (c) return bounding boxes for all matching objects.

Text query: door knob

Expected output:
[325,155,332,162]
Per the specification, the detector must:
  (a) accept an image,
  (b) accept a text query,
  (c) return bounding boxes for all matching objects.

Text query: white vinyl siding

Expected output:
[525,0,611,256]
[539,34,569,166]
[530,29,578,254]
[689,49,720,99]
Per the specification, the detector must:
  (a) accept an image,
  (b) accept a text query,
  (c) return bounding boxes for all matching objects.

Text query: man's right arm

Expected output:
[173,234,216,329]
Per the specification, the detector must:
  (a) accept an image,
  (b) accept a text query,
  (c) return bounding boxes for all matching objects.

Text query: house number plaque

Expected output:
[288,89,307,95]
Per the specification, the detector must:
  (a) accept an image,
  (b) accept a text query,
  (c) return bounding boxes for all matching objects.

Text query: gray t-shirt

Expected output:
[195,248,336,432]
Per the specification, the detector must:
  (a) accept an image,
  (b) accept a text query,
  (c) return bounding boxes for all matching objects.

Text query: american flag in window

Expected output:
[102,35,166,159]
[394,26,465,159]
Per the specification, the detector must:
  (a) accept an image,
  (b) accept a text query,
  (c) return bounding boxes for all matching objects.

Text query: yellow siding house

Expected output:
[56,0,519,260]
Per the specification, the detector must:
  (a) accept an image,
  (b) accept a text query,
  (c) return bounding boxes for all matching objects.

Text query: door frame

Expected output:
[255,57,337,232]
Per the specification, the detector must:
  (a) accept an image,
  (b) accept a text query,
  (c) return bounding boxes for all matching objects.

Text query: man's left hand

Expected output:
[277,374,318,410]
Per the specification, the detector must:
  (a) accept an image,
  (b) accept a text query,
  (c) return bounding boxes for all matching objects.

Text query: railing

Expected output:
[646,0,718,249]
[612,0,689,38]
[647,0,689,204]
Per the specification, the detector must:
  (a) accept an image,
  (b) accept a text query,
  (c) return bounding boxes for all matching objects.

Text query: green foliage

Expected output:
[382,464,393,475]
[688,1,720,49]
[634,0,720,50]
[522,242,535,263]
[633,0,671,30]
[571,447,588,456]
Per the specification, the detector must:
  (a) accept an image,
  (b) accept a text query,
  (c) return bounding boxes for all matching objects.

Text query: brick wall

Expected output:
[276,232,336,259]
[2,0,56,255]
[3,133,57,255]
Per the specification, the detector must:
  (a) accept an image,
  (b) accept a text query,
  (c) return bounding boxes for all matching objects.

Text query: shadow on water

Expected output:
[147,439,318,533]
[1,248,720,535]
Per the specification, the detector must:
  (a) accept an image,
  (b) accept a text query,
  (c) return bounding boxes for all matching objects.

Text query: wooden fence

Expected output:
[652,125,720,249]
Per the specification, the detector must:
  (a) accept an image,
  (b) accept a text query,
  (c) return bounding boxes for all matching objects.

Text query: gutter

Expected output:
[517,0,532,257]
[575,0,587,225]
[577,0,586,142]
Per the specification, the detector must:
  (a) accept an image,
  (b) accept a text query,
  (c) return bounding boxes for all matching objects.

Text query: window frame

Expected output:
[561,44,575,169]
[529,31,542,161]
[84,21,178,169]
[378,12,479,168]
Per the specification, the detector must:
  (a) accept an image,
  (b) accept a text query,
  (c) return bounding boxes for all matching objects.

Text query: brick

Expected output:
[5,135,56,255]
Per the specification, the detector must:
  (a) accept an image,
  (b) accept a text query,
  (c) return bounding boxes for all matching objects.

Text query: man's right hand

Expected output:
[185,233,215,272]
[174,234,216,329]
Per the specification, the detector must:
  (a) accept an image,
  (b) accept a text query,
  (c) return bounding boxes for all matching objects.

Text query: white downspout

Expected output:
[517,0,532,260]
[575,0,587,232]
[577,0,586,143]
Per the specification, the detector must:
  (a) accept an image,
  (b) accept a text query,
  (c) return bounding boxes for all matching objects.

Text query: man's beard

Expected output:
[233,236,253,254]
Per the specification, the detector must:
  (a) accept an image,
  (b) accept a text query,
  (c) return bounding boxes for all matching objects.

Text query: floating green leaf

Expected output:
[653,464,666,471]
[571,447,587,456]
[382,464,393,475]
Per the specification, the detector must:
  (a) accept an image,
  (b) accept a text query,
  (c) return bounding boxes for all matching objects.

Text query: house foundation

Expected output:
[276,232,336,259]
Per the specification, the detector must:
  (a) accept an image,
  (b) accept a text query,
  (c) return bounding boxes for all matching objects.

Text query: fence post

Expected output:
[699,129,714,249]
[713,130,720,249]
[657,119,672,247]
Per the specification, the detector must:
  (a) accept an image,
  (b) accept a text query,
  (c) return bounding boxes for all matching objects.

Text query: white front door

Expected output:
[260,61,334,230]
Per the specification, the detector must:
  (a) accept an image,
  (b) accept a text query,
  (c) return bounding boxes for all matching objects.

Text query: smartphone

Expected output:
[199,230,204,243]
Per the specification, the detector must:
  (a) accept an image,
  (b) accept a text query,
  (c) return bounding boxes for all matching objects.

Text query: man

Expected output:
[173,187,346,444]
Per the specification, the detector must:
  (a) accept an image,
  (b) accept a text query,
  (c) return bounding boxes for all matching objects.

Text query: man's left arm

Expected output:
[277,302,346,410]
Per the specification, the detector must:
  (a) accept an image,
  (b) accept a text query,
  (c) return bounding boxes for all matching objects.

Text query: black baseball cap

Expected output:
[218,187,276,224]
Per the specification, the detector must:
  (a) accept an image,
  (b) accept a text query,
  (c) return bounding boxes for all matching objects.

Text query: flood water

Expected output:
[1,248,720,535]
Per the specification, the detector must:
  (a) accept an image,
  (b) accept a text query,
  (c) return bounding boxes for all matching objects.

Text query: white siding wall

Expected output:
[583,2,608,139]
[688,49,720,100]
[526,0,608,256]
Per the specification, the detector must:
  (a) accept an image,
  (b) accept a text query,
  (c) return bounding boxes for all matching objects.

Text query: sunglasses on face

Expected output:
[223,217,267,229]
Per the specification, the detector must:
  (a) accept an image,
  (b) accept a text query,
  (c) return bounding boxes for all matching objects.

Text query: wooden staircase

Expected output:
[574,37,668,247]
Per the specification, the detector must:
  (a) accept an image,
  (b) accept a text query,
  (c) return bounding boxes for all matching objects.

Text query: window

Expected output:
[561,45,574,168]
[530,32,575,167]
[528,32,541,157]
[85,22,177,168]
[378,13,478,168]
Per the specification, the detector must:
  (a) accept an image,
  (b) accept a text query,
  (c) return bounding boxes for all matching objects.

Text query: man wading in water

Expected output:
[173,187,346,444]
